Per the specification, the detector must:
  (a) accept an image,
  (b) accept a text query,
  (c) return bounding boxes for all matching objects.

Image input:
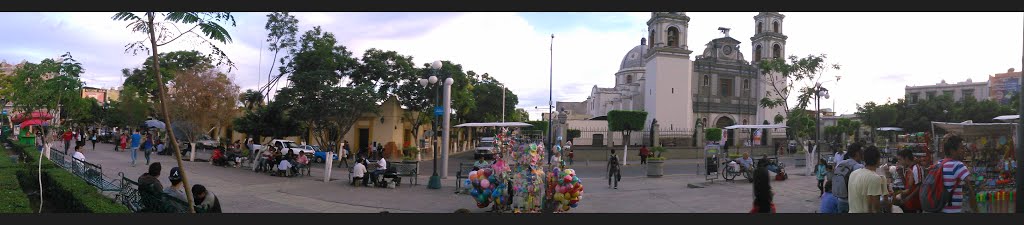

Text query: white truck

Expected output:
[264,139,315,156]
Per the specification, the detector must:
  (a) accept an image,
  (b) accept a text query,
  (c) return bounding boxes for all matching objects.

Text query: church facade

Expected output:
[562,12,789,146]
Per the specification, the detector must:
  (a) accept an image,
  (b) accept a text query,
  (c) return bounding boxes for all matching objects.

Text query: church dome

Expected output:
[619,38,648,71]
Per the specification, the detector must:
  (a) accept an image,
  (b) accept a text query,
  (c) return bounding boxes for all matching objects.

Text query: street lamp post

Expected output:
[814,83,830,160]
[424,60,444,189]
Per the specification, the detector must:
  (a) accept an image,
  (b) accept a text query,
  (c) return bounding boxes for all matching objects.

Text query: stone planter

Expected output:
[646,160,665,177]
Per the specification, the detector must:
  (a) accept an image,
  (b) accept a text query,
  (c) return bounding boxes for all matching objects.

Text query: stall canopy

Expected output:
[993,115,1019,122]
[18,118,47,128]
[723,124,787,130]
[877,127,904,131]
[454,122,533,128]
[932,121,1017,137]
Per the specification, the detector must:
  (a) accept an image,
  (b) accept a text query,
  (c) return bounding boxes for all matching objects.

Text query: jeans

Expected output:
[370,170,386,186]
[143,147,152,164]
[131,147,139,165]
[837,199,850,213]
[64,140,70,154]
[608,166,620,187]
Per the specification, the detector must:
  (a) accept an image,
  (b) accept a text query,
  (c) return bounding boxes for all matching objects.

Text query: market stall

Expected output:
[932,121,1017,213]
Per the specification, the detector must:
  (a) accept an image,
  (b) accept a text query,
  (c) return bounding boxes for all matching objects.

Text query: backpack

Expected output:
[832,160,856,198]
[920,159,961,213]
[608,154,619,168]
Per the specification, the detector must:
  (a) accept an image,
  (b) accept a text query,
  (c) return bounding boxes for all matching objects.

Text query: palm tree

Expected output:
[240,89,265,111]
[112,12,236,213]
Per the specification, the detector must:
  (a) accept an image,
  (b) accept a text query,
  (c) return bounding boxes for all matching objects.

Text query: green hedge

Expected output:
[1,145,33,213]
[42,168,130,213]
[9,141,129,213]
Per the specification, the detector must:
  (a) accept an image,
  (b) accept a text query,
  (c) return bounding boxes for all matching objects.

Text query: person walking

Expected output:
[832,143,864,213]
[815,158,828,197]
[607,149,620,189]
[638,145,650,165]
[130,129,142,167]
[142,132,154,165]
[90,130,98,150]
[750,166,775,213]
[62,129,73,154]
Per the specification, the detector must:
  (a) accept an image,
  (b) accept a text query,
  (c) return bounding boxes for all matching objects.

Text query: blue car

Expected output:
[305,145,338,163]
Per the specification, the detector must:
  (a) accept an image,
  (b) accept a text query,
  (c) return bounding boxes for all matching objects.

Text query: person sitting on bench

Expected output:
[277,156,293,176]
[354,158,368,186]
[369,156,387,186]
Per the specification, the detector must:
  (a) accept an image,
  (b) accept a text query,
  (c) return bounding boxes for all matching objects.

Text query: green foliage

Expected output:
[523,121,549,135]
[607,110,647,132]
[106,85,149,128]
[705,128,722,142]
[785,110,816,139]
[352,48,418,101]
[121,51,216,103]
[403,146,419,159]
[4,53,85,130]
[855,95,1016,133]
[239,89,264,111]
[567,129,581,140]
[34,169,131,213]
[757,54,841,121]
[233,101,303,140]
[112,12,237,70]
[0,146,32,213]
[650,146,667,158]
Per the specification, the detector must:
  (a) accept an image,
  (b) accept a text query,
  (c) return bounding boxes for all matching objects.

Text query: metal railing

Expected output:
[47,148,121,191]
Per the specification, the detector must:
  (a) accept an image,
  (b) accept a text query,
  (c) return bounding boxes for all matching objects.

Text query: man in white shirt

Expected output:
[369,156,387,186]
[834,150,845,165]
[353,158,368,186]
[72,145,86,161]
[848,146,887,213]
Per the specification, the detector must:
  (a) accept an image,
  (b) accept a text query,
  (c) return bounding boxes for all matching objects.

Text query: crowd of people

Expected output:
[798,135,974,214]
[137,162,222,213]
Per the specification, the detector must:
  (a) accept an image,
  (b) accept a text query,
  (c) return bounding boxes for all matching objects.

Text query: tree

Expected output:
[121,51,216,104]
[509,108,530,122]
[758,54,840,151]
[567,129,581,143]
[395,70,434,148]
[351,48,418,102]
[239,89,264,111]
[258,12,300,102]
[168,66,239,146]
[465,82,519,123]
[607,110,647,165]
[112,12,237,213]
[233,101,303,142]
[1,53,86,213]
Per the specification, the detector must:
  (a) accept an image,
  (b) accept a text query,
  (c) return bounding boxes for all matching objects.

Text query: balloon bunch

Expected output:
[546,167,583,212]
[511,143,545,212]
[466,168,509,208]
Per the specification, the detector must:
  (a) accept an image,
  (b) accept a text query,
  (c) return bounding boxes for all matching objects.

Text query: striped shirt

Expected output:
[941,159,970,213]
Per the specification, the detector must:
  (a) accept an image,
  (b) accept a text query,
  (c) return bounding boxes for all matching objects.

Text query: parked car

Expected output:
[264,139,314,156]
[474,137,496,160]
[307,145,340,163]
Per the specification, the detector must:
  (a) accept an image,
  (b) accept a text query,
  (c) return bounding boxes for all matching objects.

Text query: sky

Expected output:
[1,12,1022,120]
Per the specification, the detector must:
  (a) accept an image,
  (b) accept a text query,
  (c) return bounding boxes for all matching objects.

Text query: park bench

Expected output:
[69,157,120,192]
[455,162,475,192]
[394,163,418,186]
[116,172,191,213]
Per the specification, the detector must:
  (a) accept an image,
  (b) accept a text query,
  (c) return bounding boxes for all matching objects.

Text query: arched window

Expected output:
[703,75,710,86]
[754,45,762,61]
[773,21,779,33]
[649,30,655,49]
[743,79,750,90]
[757,22,763,34]
[626,74,633,83]
[772,44,781,59]
[743,119,748,125]
[667,27,679,47]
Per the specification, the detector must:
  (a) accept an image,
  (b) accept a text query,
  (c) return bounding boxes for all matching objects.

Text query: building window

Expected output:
[926,91,936,99]
[962,89,974,100]
[754,45,762,61]
[649,30,655,49]
[703,75,710,86]
[910,93,919,103]
[742,79,750,90]
[720,79,733,97]
[667,27,679,47]
[943,90,954,97]
[671,88,674,94]
[626,74,633,83]
[773,21,779,33]
[772,44,781,59]
[757,22,763,34]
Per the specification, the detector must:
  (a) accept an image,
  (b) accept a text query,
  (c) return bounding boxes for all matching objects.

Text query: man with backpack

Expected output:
[607,149,621,189]
[831,142,864,213]
[920,135,974,213]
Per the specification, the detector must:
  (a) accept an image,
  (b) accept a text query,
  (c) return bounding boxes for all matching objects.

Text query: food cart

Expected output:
[931,121,1017,213]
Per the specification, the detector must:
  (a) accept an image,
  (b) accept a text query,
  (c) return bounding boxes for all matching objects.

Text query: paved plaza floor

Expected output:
[59,141,821,213]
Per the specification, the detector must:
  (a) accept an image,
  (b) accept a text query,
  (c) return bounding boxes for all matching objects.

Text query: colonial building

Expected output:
[561,12,789,147]
[904,68,1021,104]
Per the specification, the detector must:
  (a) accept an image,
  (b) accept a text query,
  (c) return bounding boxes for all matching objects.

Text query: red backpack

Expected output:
[919,159,961,213]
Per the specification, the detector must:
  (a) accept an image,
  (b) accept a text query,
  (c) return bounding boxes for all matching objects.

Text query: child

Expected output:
[814,158,828,197]
[567,149,574,165]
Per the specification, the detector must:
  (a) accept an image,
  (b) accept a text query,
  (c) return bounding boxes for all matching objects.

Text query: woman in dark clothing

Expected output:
[751,166,775,213]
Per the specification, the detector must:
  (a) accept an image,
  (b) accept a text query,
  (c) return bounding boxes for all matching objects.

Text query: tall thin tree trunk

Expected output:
[148,12,196,213]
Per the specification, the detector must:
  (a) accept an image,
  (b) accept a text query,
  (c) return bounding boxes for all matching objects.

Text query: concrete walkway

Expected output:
[59,141,821,213]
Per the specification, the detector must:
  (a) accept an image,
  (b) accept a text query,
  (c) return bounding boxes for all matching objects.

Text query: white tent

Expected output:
[877,127,904,131]
[453,122,533,128]
[932,121,1017,137]
[723,124,788,130]
[993,115,1019,122]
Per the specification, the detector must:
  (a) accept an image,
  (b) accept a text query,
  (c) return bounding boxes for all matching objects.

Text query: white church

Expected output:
[559,12,789,147]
